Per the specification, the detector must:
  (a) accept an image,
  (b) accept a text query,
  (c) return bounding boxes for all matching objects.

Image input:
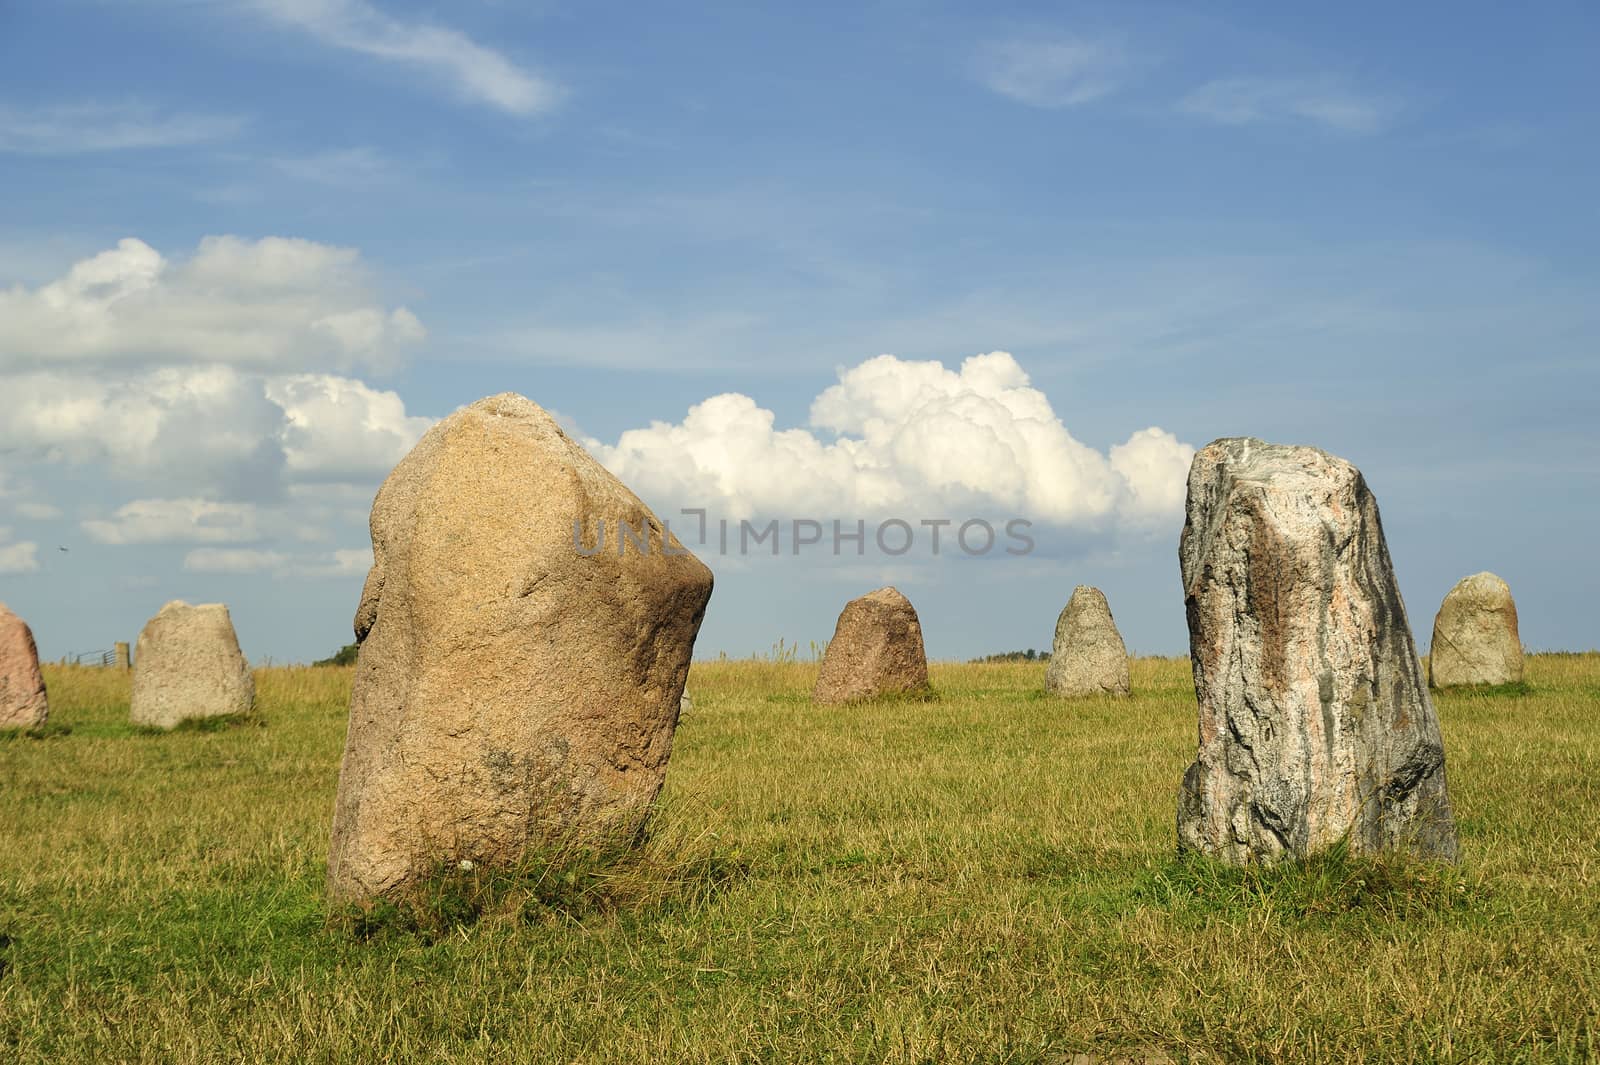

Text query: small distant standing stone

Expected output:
[114,641,131,670]
[1045,586,1131,697]
[813,587,930,704]
[1176,438,1457,864]
[130,601,255,729]
[1430,572,1524,688]
[0,603,49,730]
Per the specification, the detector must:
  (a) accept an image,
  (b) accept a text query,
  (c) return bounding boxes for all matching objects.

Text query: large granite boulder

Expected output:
[1045,585,1130,697]
[327,393,713,905]
[1430,572,1523,688]
[1176,438,1457,864]
[129,601,254,729]
[813,587,929,704]
[0,604,49,729]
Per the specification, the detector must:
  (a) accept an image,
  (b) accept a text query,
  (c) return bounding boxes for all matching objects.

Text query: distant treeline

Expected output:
[314,643,360,667]
[970,649,1050,663]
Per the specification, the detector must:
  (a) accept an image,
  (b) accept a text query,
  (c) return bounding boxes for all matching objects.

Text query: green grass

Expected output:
[2,656,1597,1063]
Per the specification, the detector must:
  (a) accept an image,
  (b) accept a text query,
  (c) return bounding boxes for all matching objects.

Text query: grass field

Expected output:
[3,654,1598,1063]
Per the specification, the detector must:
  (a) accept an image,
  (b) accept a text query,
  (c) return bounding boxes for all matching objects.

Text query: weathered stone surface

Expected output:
[1176,438,1457,863]
[130,601,254,729]
[1045,586,1131,697]
[813,587,929,704]
[0,603,49,729]
[327,393,713,905]
[1430,572,1523,688]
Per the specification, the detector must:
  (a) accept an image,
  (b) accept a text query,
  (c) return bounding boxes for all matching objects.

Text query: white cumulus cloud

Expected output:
[590,351,1194,528]
[2,366,288,493]
[266,374,435,481]
[0,235,424,373]
[0,365,430,497]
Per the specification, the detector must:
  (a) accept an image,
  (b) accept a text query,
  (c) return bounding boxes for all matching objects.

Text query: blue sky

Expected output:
[1,0,1596,663]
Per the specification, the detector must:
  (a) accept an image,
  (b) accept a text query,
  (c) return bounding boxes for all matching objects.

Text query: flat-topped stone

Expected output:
[130,601,254,729]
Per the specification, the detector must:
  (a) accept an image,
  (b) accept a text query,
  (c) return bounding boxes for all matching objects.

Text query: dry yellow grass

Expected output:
[2,655,1597,1062]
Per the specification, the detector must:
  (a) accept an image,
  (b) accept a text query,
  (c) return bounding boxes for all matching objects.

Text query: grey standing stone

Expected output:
[1045,586,1130,697]
[1430,572,1523,688]
[130,601,255,729]
[1176,438,1457,863]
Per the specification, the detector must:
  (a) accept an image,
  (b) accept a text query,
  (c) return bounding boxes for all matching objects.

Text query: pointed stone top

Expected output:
[1046,585,1129,697]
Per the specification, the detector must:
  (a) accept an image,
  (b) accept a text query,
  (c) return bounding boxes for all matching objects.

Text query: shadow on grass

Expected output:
[1434,680,1533,698]
[1133,842,1480,926]
[332,833,751,945]
[132,713,264,736]
[767,687,940,706]
[0,721,73,741]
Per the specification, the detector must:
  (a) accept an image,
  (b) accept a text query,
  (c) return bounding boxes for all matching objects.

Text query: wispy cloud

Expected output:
[975,35,1132,108]
[1179,76,1397,134]
[182,547,287,573]
[0,102,243,154]
[82,499,262,546]
[272,146,394,186]
[182,545,369,578]
[249,0,561,115]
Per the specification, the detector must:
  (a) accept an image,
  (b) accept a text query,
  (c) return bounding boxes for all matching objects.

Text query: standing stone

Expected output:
[1430,573,1524,688]
[129,602,255,729]
[327,394,713,905]
[114,641,131,669]
[1176,438,1457,864]
[813,587,929,704]
[0,604,49,730]
[1045,586,1131,697]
